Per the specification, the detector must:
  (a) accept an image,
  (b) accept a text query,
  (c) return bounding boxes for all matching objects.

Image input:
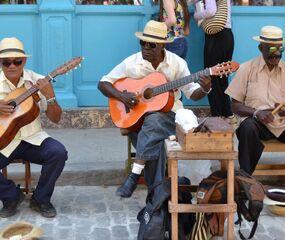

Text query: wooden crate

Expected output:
[176,121,234,152]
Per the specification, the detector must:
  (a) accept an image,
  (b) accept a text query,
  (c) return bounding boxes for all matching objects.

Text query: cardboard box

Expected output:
[176,118,234,152]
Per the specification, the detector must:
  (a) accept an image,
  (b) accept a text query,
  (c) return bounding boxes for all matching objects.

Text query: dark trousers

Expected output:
[129,111,176,187]
[236,118,285,175]
[0,138,67,203]
[204,28,234,117]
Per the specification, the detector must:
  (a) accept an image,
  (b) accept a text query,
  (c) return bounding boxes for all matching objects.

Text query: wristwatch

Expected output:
[201,87,212,94]
[47,96,57,105]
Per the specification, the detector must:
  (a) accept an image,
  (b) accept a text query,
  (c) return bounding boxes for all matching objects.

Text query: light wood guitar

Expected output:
[109,61,240,130]
[0,57,83,150]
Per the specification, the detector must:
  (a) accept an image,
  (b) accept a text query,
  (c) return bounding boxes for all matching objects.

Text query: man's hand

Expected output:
[255,109,274,124]
[0,100,14,115]
[198,75,212,93]
[274,103,285,117]
[119,91,138,109]
[36,78,55,100]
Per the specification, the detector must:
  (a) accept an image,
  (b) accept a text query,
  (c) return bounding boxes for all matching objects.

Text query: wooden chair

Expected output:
[253,140,285,176]
[1,159,32,194]
[120,129,144,184]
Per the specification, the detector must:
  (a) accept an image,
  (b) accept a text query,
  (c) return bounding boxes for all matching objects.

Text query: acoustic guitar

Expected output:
[109,61,240,130]
[0,56,83,150]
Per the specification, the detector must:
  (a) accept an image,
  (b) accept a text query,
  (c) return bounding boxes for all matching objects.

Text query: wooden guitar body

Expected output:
[109,72,174,130]
[0,87,40,150]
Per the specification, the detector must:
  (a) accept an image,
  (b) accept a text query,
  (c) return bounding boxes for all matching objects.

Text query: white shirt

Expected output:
[100,50,200,112]
[0,69,50,157]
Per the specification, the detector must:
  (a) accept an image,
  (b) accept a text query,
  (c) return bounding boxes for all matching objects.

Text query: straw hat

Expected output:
[253,26,285,44]
[0,221,43,240]
[135,20,173,43]
[268,205,285,216]
[0,37,31,59]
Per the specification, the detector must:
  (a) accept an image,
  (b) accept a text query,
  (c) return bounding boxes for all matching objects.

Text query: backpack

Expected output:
[196,170,265,239]
[137,177,195,240]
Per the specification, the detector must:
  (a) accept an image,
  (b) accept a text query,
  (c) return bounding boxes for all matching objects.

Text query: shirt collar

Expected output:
[0,69,34,89]
[258,55,285,73]
[137,49,170,69]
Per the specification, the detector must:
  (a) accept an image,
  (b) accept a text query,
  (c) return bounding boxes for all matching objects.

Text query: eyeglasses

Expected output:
[268,46,284,53]
[1,59,23,67]
[140,40,157,49]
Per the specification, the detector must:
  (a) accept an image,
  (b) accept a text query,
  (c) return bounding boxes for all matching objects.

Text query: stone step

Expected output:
[41,106,211,129]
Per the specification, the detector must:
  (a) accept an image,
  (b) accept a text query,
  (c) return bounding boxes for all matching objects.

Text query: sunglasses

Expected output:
[140,40,157,49]
[268,46,284,53]
[1,59,23,67]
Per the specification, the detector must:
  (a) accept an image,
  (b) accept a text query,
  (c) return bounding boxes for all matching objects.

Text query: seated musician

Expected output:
[98,20,211,198]
[225,26,285,175]
[0,37,68,218]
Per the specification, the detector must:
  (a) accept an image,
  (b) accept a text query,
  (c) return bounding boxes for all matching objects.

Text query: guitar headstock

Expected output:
[210,61,240,77]
[50,57,84,78]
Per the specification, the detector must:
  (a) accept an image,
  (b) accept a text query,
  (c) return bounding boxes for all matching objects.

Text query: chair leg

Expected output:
[24,161,31,194]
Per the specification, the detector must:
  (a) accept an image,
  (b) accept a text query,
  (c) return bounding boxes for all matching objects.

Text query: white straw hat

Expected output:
[0,37,31,58]
[253,26,285,44]
[135,20,173,43]
[0,221,43,240]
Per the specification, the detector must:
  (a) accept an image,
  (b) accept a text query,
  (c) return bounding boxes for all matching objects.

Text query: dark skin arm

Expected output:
[232,98,274,125]
[98,81,138,109]
[191,75,212,100]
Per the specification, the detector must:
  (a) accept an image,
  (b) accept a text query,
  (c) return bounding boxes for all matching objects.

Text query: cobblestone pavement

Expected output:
[0,186,285,240]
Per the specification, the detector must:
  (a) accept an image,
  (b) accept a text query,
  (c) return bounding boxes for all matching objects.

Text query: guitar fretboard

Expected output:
[9,74,54,107]
[152,68,210,96]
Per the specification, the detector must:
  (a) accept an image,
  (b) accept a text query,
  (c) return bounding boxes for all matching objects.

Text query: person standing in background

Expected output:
[194,0,236,124]
[159,0,190,59]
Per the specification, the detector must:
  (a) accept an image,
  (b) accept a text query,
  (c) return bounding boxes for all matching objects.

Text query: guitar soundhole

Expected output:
[143,88,153,99]
[8,101,16,109]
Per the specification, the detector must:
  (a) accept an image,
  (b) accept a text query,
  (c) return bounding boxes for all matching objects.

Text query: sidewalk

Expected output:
[2,127,285,239]
[0,186,285,240]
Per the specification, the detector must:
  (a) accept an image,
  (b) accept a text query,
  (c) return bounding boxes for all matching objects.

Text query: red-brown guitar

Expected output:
[109,61,240,130]
[0,57,83,150]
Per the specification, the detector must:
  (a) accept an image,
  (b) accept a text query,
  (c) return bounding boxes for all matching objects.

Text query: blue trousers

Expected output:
[0,138,67,203]
[129,111,176,187]
[166,37,188,59]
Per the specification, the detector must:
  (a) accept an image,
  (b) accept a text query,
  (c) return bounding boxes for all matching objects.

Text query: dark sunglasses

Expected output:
[1,59,23,67]
[140,40,157,49]
[268,46,284,53]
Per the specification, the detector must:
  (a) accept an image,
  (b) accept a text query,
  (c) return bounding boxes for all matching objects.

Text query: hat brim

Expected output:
[253,36,285,44]
[264,195,285,206]
[135,32,173,43]
[0,52,31,58]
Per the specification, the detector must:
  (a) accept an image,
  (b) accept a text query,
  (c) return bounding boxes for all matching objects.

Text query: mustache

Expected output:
[268,55,282,60]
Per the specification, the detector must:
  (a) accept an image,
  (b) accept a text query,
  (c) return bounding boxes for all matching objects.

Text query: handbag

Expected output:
[200,0,228,35]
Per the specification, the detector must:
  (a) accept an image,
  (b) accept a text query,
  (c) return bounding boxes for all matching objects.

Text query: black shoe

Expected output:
[0,188,25,218]
[30,197,57,218]
[116,172,140,198]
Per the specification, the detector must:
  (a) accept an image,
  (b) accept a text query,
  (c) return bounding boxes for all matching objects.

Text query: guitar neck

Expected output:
[10,73,55,107]
[152,68,211,96]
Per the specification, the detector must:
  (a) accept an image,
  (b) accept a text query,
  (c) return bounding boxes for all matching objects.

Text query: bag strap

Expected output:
[235,197,258,240]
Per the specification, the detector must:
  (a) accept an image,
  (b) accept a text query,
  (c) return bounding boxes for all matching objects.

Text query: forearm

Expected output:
[98,81,122,99]
[190,87,208,100]
[163,0,176,27]
[231,99,255,117]
[46,103,62,123]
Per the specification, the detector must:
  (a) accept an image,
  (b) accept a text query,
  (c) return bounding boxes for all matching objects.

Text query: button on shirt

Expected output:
[225,56,285,137]
[100,50,200,112]
[0,69,49,157]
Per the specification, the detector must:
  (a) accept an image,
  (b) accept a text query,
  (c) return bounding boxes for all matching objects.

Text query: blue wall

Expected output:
[0,1,284,108]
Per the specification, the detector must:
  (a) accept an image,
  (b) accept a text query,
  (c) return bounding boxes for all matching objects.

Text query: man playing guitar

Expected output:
[0,37,67,218]
[98,20,211,198]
